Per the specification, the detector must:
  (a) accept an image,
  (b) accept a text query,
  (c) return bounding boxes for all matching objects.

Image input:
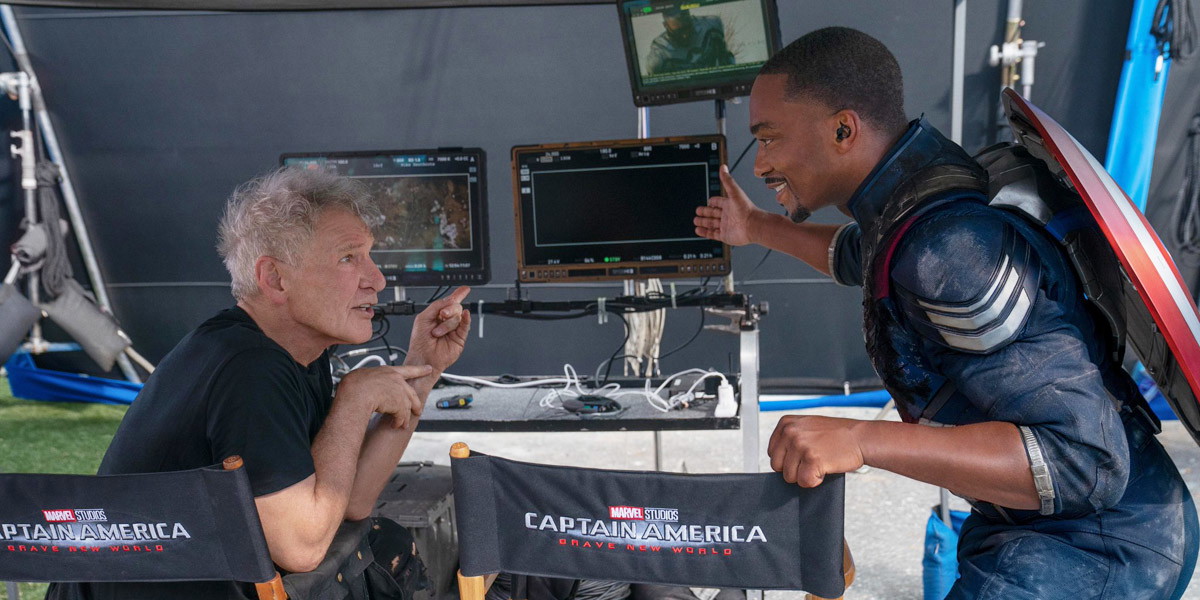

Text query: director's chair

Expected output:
[448,442,854,600]
[0,456,286,599]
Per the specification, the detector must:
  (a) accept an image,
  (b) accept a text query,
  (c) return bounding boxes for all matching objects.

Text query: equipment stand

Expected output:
[633,106,669,470]
[714,98,736,293]
[1,5,149,383]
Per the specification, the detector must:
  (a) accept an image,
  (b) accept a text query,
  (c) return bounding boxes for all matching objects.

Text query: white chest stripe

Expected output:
[923,263,1021,330]
[935,288,1033,352]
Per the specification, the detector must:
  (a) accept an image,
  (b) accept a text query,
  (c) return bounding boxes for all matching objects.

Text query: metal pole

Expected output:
[740,326,760,473]
[1,5,141,382]
[740,324,761,600]
[1004,0,1024,89]
[10,70,43,350]
[943,0,968,527]
[634,105,664,463]
[951,0,967,145]
[714,98,726,137]
[5,581,19,600]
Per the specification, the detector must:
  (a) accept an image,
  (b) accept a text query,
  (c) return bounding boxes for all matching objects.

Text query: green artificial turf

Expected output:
[0,377,127,474]
[0,376,128,600]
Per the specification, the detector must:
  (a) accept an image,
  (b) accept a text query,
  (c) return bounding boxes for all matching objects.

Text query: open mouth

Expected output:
[353,303,375,316]
[765,177,790,206]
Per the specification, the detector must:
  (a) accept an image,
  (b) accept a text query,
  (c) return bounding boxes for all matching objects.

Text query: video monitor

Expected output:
[512,135,729,283]
[281,148,490,286]
[617,0,781,107]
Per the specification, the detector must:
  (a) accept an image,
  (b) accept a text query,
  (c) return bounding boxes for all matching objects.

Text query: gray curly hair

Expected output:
[217,166,383,300]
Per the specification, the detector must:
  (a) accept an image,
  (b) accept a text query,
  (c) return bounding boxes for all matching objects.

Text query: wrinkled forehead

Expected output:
[307,207,376,251]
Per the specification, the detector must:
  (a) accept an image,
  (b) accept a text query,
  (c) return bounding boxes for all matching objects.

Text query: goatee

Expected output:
[788,206,812,224]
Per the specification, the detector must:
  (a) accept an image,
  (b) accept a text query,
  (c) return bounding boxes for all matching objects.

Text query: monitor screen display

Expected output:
[512,136,729,282]
[617,0,780,106]
[281,148,490,286]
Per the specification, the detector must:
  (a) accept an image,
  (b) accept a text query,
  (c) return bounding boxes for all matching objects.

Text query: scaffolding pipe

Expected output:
[0,5,141,383]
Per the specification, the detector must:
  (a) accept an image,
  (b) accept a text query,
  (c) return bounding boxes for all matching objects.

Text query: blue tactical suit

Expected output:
[829,118,1199,598]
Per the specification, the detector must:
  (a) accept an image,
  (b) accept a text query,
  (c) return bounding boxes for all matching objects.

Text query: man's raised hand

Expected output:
[407,286,471,374]
[694,165,763,247]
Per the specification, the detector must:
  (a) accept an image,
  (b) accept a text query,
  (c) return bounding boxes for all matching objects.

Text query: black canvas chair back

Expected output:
[0,456,286,599]
[449,443,851,600]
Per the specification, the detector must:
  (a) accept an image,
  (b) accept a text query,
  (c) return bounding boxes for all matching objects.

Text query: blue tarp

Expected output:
[760,389,891,412]
[4,350,141,405]
[923,506,970,600]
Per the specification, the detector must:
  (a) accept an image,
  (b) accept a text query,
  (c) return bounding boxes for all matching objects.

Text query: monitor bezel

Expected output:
[279,147,491,287]
[615,0,782,107]
[511,135,730,283]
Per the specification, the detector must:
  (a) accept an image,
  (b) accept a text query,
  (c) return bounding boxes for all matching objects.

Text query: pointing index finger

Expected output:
[437,286,471,318]
[445,286,471,305]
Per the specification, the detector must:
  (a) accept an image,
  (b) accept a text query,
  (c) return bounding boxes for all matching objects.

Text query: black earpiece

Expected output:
[836,124,851,142]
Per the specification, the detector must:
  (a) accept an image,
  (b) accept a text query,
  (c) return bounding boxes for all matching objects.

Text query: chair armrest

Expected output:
[457,571,498,600]
[282,519,373,599]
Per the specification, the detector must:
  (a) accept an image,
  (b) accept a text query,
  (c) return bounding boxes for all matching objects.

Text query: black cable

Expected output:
[1173,114,1200,262]
[379,331,404,364]
[343,316,406,367]
[1177,0,1197,60]
[722,137,770,284]
[488,309,595,320]
[594,353,635,384]
[730,137,755,172]
[742,249,774,282]
[657,307,707,361]
[369,312,391,343]
[599,312,632,385]
[1154,0,1197,61]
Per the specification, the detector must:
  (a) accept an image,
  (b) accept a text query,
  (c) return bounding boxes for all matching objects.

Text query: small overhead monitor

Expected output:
[616,0,781,107]
[511,135,730,283]
[281,147,490,286]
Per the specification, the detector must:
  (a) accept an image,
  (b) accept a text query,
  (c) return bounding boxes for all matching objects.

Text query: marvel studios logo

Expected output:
[607,506,678,522]
[42,509,108,523]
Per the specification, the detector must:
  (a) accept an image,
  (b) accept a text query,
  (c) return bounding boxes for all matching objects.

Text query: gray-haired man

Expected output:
[49,167,471,599]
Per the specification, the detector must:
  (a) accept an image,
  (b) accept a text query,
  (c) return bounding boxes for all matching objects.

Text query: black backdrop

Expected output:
[0,1,1135,391]
[1146,0,1200,300]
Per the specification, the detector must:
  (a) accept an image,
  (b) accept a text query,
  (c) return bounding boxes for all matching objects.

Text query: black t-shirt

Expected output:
[48,307,334,600]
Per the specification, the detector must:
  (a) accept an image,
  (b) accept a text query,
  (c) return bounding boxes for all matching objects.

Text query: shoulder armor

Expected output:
[891,210,1042,354]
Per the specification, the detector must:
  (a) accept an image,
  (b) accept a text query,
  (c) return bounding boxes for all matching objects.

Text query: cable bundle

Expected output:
[623,279,667,377]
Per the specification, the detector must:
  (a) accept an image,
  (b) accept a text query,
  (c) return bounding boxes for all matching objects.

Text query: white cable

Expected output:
[537,364,597,409]
[442,362,729,415]
[648,279,665,375]
[521,364,729,414]
[350,355,387,370]
[624,282,643,376]
[440,372,575,388]
[611,368,727,413]
[622,279,668,377]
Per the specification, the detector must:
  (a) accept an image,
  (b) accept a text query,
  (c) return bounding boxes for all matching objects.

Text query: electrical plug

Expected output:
[714,381,737,418]
[670,392,694,409]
